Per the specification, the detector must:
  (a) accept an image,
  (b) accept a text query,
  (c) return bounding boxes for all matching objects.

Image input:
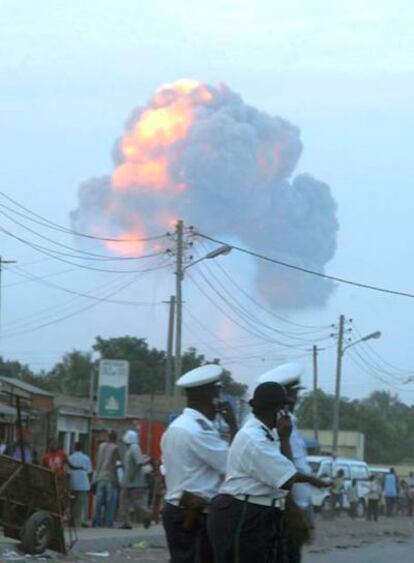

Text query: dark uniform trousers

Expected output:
[162,502,214,563]
[208,494,297,563]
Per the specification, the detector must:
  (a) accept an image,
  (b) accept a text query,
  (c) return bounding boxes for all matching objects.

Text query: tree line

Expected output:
[0,336,247,398]
[296,389,414,464]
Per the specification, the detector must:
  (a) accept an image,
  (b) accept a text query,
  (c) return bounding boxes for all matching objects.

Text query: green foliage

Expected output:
[93,336,166,395]
[297,389,414,464]
[0,338,246,399]
[47,350,94,396]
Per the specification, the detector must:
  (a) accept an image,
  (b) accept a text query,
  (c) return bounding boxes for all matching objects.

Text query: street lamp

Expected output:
[172,237,233,398]
[184,244,233,271]
[332,324,381,454]
[342,330,382,354]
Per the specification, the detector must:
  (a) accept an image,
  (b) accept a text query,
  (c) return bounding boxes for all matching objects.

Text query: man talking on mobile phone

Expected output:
[161,364,238,563]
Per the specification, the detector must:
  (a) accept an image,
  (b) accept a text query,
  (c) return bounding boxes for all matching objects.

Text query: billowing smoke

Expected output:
[71,79,338,308]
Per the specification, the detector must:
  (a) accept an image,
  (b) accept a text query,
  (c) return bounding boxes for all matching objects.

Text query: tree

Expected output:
[220,369,248,397]
[93,336,166,395]
[0,356,49,390]
[47,350,94,397]
[296,389,414,464]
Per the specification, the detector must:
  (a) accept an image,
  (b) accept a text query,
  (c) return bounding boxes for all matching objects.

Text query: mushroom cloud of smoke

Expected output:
[71,79,338,309]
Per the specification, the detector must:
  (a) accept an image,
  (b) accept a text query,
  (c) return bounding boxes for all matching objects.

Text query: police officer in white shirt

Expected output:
[161,364,238,563]
[208,382,328,563]
[257,363,314,562]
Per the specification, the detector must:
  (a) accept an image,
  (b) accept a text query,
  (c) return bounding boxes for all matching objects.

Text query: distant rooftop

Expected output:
[0,376,54,397]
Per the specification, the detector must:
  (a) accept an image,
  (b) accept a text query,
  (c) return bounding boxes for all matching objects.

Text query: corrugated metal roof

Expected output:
[0,402,18,417]
[0,377,54,397]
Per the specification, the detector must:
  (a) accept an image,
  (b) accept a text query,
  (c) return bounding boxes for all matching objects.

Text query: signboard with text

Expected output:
[98,359,129,418]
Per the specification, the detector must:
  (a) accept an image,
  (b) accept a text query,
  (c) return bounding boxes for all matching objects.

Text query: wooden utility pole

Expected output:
[165,295,176,397]
[173,221,184,397]
[0,257,17,321]
[312,344,319,441]
[332,314,345,454]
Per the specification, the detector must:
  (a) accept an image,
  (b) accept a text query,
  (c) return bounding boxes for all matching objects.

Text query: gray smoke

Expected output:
[71,81,338,309]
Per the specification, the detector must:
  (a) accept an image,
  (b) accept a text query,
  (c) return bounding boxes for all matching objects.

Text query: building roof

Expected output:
[0,377,54,397]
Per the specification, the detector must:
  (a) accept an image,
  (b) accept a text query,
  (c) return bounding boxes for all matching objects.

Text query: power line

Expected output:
[187,271,315,351]
[352,324,414,376]
[6,265,163,306]
[346,351,408,392]
[196,231,414,300]
[0,208,166,261]
[194,251,332,346]
[193,265,329,351]
[0,226,172,273]
[0,192,166,243]
[195,238,330,333]
[0,274,144,339]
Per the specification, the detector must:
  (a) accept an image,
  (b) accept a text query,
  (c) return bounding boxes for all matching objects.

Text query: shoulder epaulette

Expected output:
[261,425,275,442]
[196,419,213,431]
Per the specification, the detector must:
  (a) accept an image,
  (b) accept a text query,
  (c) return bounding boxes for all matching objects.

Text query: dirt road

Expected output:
[1,515,414,562]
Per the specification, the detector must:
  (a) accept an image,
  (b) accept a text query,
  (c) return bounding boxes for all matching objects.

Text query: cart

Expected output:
[0,379,75,555]
[0,454,71,554]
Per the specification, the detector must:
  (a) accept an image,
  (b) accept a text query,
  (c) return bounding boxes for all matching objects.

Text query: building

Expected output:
[0,376,54,454]
[302,429,365,460]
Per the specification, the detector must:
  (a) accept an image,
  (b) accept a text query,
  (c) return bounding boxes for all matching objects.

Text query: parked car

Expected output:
[307,455,370,517]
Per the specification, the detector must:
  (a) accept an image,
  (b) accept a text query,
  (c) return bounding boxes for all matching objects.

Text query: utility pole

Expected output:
[312,344,319,441]
[173,220,184,397]
[88,366,96,456]
[165,295,176,397]
[0,257,17,320]
[332,314,345,454]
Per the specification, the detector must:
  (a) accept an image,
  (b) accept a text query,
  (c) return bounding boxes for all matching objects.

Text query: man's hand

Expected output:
[277,413,292,441]
[217,402,237,428]
[306,475,332,489]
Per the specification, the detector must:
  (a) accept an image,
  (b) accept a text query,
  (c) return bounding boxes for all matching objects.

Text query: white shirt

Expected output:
[220,416,296,498]
[161,408,229,502]
[69,451,92,492]
[289,416,313,508]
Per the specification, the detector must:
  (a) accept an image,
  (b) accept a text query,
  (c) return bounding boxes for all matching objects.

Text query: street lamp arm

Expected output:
[184,244,232,272]
[342,330,382,354]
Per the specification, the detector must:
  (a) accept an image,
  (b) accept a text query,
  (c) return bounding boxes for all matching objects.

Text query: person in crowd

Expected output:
[398,479,409,515]
[11,441,36,464]
[331,469,345,516]
[367,475,381,521]
[161,364,237,563]
[384,467,399,517]
[347,478,359,519]
[407,471,414,517]
[41,439,71,476]
[255,364,315,562]
[118,430,152,529]
[92,430,120,528]
[208,382,330,563]
[69,442,93,528]
[11,428,38,464]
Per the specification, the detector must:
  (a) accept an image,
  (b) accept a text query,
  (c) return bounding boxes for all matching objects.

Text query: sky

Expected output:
[1,0,414,401]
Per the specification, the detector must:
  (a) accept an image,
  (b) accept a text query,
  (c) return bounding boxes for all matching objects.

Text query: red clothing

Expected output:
[42,450,68,476]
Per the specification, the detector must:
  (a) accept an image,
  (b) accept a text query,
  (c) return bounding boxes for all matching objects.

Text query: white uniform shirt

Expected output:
[161,408,229,502]
[220,415,296,498]
[289,416,313,508]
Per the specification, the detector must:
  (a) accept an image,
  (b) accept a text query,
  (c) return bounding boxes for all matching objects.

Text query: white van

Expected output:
[307,455,370,517]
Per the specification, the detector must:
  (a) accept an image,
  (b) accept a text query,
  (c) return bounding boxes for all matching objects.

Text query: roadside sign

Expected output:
[98,360,129,418]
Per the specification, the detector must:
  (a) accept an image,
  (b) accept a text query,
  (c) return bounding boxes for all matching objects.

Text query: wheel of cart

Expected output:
[21,510,55,554]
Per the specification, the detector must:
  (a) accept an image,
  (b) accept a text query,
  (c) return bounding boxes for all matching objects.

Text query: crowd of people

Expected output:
[330,467,414,520]
[1,428,161,530]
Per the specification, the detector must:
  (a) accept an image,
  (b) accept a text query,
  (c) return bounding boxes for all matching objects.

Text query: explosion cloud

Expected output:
[71,79,338,308]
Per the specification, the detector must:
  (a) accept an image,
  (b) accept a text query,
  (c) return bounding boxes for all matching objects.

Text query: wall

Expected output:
[302,429,365,460]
